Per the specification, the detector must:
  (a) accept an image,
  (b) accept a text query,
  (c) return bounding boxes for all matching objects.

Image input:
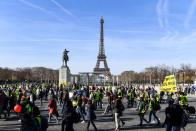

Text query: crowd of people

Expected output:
[0,82,195,131]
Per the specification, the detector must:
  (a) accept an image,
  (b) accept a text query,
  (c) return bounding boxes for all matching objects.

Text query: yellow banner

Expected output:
[160,75,177,93]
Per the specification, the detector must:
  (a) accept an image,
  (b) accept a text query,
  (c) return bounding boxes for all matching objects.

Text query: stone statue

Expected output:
[62,49,69,67]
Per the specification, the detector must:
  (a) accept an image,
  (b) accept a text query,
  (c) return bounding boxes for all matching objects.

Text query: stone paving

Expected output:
[1,96,196,131]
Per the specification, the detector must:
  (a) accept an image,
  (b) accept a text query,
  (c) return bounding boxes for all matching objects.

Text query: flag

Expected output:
[160,75,177,93]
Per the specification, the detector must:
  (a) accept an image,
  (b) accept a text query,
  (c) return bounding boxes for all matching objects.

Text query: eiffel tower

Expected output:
[94,17,111,76]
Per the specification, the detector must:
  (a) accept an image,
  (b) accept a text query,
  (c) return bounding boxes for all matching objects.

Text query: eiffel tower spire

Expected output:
[99,16,105,55]
[94,17,111,76]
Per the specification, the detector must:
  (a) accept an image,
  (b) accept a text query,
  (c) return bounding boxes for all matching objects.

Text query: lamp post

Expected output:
[112,76,115,86]
[183,71,185,86]
[149,72,152,85]
[117,76,119,86]
[179,69,185,86]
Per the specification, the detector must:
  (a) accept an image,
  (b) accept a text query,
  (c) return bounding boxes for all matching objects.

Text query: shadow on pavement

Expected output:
[120,124,163,130]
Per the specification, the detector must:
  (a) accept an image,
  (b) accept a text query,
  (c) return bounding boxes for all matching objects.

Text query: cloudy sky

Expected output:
[0,0,196,75]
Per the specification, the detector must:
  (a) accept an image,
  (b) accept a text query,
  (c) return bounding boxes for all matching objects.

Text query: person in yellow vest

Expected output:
[148,97,161,125]
[140,90,149,107]
[89,91,97,109]
[127,89,135,108]
[95,89,100,109]
[109,86,112,93]
[72,95,78,109]
[117,88,123,99]
[33,106,48,131]
[155,93,160,104]
[138,96,149,126]
[179,92,188,108]
[95,89,103,109]
[15,88,20,101]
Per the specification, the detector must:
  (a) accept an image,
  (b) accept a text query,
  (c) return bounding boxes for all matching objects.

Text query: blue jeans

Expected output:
[165,124,172,131]
[172,126,181,131]
[104,104,112,114]
[149,110,160,123]
[76,106,85,121]
[96,101,102,109]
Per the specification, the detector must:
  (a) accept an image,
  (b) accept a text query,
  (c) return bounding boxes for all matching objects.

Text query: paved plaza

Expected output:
[1,96,196,131]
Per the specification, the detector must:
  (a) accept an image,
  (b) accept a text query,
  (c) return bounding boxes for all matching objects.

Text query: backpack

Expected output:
[154,102,161,111]
[34,116,48,131]
[121,103,125,111]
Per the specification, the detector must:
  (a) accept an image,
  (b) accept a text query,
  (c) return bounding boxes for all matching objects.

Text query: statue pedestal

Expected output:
[59,66,71,87]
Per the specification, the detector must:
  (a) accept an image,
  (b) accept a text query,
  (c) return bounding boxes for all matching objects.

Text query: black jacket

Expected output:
[170,104,184,126]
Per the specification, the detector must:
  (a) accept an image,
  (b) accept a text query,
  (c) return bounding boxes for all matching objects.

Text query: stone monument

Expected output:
[59,49,71,87]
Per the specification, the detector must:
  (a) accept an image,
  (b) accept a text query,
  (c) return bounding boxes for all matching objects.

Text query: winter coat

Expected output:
[170,104,184,126]
[114,99,124,116]
[48,99,58,116]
